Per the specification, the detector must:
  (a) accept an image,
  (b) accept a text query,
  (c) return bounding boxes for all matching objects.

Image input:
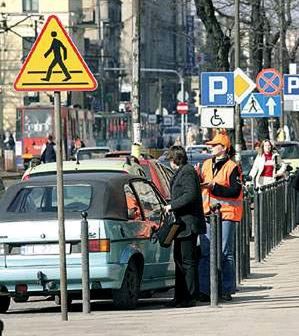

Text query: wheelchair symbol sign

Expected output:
[210,109,225,127]
[200,107,234,129]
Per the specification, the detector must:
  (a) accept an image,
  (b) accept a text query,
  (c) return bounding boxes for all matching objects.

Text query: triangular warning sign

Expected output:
[241,94,263,114]
[14,15,97,92]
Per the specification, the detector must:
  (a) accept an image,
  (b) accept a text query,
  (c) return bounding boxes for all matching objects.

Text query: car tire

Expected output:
[112,261,141,309]
[0,287,10,313]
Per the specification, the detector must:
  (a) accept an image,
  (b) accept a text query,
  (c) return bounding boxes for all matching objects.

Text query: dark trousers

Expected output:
[174,233,197,303]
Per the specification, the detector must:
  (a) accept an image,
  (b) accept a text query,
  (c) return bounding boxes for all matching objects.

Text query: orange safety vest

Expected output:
[201,159,243,221]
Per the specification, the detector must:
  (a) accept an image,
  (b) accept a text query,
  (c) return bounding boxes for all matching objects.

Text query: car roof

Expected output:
[25,158,143,176]
[0,173,148,222]
[77,146,110,151]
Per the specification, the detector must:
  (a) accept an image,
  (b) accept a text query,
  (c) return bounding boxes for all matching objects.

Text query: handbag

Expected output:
[154,212,182,248]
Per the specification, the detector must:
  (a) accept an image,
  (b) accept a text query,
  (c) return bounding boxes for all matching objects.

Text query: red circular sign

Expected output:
[256,68,283,96]
[177,102,188,115]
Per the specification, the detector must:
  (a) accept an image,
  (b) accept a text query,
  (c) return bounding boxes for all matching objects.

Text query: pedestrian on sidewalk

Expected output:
[249,139,286,188]
[164,145,205,308]
[198,132,243,302]
[41,135,56,163]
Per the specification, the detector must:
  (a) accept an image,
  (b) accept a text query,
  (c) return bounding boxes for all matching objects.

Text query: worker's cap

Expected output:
[206,133,231,149]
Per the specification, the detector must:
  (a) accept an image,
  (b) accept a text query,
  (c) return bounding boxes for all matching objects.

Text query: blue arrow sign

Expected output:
[201,72,234,106]
[240,93,281,118]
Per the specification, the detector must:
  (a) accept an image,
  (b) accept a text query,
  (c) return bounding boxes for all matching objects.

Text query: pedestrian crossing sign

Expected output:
[241,93,281,118]
[14,15,97,92]
[241,93,264,115]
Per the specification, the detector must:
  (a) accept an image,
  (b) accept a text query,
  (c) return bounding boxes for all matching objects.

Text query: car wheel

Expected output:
[112,261,141,309]
[0,287,10,313]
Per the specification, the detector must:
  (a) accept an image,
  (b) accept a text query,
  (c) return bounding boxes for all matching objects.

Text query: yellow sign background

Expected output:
[14,15,97,91]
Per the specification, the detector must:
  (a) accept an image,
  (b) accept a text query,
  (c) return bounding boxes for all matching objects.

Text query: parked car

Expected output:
[105,151,154,159]
[275,141,299,170]
[75,146,111,161]
[162,126,181,146]
[0,173,175,312]
[185,144,212,154]
[22,158,146,181]
[158,150,212,167]
[240,150,257,177]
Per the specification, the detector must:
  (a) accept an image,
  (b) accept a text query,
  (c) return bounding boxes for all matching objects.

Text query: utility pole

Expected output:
[279,0,285,140]
[234,0,241,163]
[131,0,141,153]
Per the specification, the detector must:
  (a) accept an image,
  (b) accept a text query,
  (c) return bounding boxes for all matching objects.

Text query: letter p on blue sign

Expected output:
[201,72,234,106]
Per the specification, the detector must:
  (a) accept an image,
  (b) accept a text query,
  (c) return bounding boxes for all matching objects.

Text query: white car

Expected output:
[185,144,212,154]
[76,146,111,160]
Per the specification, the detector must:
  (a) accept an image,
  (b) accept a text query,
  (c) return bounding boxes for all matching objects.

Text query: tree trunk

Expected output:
[195,0,231,71]
[250,0,270,140]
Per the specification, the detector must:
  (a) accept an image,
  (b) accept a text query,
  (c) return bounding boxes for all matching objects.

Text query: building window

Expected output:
[22,37,35,62]
[23,0,39,12]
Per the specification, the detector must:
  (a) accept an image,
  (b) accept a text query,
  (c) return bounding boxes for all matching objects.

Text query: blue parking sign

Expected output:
[201,72,234,106]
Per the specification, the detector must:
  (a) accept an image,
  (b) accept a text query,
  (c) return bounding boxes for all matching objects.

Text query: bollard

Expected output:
[210,211,218,307]
[81,211,90,314]
[254,187,261,262]
[215,204,222,296]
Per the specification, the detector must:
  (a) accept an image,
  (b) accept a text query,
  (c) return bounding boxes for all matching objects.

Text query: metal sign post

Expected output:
[54,91,68,321]
[14,15,97,322]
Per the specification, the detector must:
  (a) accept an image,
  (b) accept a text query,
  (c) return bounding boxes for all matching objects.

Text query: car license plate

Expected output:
[21,243,71,255]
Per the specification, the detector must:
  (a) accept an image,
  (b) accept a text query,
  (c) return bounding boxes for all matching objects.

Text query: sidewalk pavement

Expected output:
[1,226,299,336]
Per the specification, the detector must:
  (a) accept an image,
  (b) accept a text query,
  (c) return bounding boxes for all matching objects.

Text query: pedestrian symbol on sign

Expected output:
[41,31,72,82]
[249,97,258,113]
[241,94,263,115]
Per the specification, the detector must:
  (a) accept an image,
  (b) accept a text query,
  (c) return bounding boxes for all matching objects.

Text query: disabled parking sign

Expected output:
[201,72,234,106]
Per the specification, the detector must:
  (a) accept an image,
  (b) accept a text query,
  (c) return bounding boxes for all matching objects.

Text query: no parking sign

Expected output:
[256,68,283,96]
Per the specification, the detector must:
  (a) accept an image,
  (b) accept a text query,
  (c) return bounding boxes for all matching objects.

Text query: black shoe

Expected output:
[198,293,210,302]
[221,293,232,301]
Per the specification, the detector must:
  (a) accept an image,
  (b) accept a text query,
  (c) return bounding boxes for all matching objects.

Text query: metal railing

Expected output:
[209,173,298,306]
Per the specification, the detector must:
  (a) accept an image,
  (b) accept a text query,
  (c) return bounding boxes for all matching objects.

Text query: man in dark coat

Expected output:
[164,145,205,308]
[41,135,56,163]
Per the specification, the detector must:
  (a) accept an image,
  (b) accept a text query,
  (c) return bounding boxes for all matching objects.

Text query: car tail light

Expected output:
[15,284,28,294]
[88,239,110,252]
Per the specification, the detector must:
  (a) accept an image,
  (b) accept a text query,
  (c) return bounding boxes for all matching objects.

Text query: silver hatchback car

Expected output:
[0,173,175,312]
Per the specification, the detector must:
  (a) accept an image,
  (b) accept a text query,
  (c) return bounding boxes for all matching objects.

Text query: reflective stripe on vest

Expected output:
[201,158,243,221]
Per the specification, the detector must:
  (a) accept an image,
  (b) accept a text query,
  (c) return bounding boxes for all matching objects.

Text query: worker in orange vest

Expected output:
[197,132,243,302]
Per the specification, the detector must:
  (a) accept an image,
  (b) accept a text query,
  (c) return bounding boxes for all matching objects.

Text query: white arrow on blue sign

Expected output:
[240,93,281,118]
[201,72,234,106]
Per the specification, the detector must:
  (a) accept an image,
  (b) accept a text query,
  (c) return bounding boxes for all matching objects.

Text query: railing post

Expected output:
[81,211,90,314]
[210,210,218,307]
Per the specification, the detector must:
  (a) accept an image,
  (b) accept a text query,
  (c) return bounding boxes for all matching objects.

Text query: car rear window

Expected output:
[278,145,299,159]
[7,185,92,213]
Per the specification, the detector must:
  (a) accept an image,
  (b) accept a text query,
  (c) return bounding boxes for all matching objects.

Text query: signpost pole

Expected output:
[180,75,185,146]
[54,91,68,321]
[234,0,242,163]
